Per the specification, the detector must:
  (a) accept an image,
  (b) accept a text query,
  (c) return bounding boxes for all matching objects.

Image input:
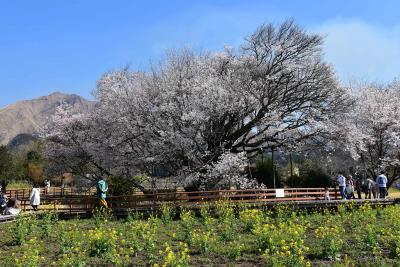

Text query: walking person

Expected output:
[376,171,388,199]
[30,183,41,211]
[336,173,346,199]
[97,176,108,208]
[346,175,355,199]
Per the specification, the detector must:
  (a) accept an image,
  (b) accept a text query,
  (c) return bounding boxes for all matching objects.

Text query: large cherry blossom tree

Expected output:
[45,20,349,189]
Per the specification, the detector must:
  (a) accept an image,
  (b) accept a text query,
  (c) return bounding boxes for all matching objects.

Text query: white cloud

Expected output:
[314,19,400,83]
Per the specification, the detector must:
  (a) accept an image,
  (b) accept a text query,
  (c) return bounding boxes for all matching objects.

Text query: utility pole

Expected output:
[289,150,293,177]
[272,147,276,188]
[261,147,264,162]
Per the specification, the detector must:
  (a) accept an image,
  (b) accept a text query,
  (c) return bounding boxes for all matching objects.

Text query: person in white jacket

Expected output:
[30,183,40,211]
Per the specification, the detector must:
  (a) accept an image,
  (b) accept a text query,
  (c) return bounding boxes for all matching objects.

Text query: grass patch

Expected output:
[7,180,32,189]
[388,187,400,198]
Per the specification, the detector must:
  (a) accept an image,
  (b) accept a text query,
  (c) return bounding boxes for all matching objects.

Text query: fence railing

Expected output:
[5,187,96,200]
[16,187,340,212]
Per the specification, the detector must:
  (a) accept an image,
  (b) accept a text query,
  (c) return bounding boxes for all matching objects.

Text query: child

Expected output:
[324,187,330,201]
[44,179,51,194]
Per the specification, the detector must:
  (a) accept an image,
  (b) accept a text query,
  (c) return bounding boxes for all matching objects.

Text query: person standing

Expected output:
[97,177,108,208]
[355,178,362,199]
[29,183,41,211]
[324,187,331,201]
[1,179,8,195]
[0,194,8,214]
[346,175,355,199]
[376,171,388,199]
[364,178,375,199]
[44,179,51,195]
[336,173,346,199]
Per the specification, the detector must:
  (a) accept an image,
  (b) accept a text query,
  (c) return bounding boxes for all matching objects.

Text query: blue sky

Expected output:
[1,0,400,107]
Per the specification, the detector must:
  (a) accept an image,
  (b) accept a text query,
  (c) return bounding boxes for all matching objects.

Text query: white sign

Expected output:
[275,189,285,198]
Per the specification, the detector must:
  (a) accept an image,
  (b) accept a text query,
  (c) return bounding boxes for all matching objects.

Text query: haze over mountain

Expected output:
[0,92,96,145]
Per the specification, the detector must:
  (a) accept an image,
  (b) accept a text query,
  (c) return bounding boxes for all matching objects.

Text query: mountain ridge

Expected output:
[0,92,96,145]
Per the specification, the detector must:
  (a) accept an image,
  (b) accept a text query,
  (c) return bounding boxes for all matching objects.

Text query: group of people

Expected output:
[0,181,42,216]
[0,179,19,215]
[1,176,108,216]
[335,171,388,200]
[0,193,21,215]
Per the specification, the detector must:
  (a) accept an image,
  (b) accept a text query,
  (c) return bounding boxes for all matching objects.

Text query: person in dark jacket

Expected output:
[1,179,8,194]
[355,178,362,199]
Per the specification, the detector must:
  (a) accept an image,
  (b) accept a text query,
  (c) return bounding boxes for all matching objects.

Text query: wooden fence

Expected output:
[5,187,95,200]
[16,187,340,212]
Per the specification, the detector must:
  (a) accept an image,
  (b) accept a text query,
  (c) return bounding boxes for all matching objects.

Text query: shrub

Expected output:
[58,222,86,255]
[108,175,134,196]
[285,175,305,188]
[156,242,190,267]
[56,252,86,267]
[253,159,283,188]
[180,210,196,244]
[200,204,211,223]
[225,240,244,261]
[303,169,332,188]
[160,202,174,225]
[40,211,58,238]
[220,219,237,243]
[239,209,264,232]
[192,230,216,255]
[108,174,148,196]
[364,225,380,255]
[12,237,44,267]
[125,209,142,223]
[215,200,234,223]
[92,207,114,226]
[88,228,117,259]
[123,221,154,256]
[253,222,310,266]
[314,224,344,260]
[12,216,30,245]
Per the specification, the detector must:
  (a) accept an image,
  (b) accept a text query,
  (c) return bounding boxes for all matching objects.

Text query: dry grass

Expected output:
[388,187,400,198]
[7,180,32,189]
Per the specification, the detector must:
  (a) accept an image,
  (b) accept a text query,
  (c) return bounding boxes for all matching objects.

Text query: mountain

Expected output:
[0,92,96,145]
[7,133,39,151]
